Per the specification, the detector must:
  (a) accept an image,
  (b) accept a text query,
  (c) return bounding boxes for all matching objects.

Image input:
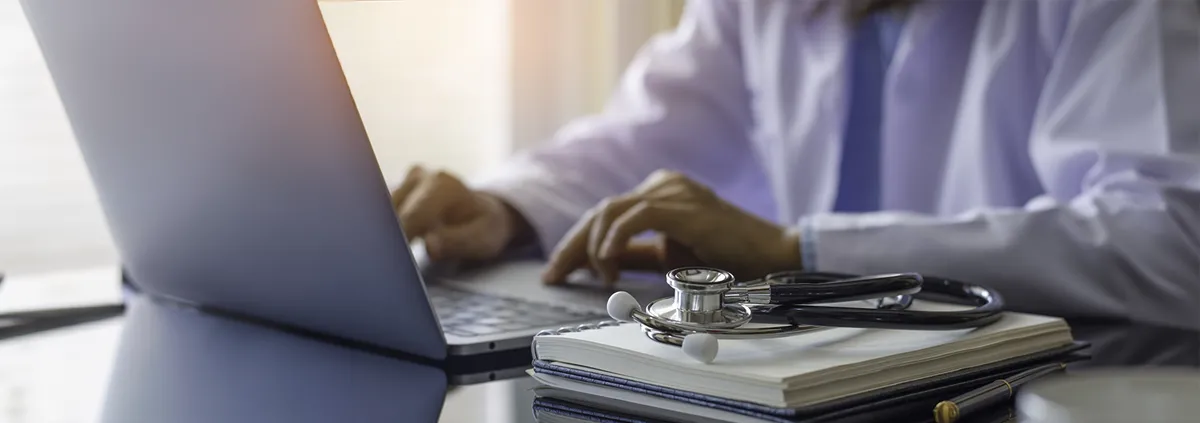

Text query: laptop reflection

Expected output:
[101,297,448,423]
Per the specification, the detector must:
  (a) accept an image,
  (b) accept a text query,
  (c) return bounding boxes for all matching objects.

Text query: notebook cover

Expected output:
[533,397,670,423]
[532,341,1088,420]
[532,395,1019,423]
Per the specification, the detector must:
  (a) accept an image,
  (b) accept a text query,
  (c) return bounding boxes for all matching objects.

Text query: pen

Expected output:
[933,362,1067,423]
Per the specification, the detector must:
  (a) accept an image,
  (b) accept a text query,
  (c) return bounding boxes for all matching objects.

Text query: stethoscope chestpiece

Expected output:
[608,267,757,364]
[660,267,750,327]
[666,267,737,293]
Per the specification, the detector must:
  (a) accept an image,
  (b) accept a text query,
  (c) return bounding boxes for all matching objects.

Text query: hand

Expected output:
[390,166,531,261]
[542,170,802,286]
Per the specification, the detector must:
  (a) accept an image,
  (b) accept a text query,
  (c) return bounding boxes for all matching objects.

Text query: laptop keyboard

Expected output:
[427,285,608,338]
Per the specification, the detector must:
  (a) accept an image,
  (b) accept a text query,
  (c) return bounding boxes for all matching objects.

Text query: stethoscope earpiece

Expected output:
[609,267,1005,364]
[606,291,641,322]
[682,333,718,364]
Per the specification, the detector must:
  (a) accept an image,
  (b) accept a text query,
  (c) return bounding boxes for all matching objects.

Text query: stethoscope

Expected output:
[606,267,1004,364]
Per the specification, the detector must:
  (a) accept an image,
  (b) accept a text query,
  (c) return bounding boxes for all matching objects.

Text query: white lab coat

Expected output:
[475,0,1200,329]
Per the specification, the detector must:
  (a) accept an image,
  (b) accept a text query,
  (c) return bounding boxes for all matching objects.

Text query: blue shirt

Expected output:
[832,12,906,213]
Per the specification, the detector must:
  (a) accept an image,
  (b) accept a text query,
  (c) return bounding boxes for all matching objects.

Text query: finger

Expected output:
[424,218,502,261]
[588,195,640,285]
[542,210,597,285]
[390,166,426,210]
[398,171,467,241]
[613,239,666,272]
[636,169,684,193]
[600,202,691,272]
[591,201,673,286]
[658,236,705,270]
[635,170,717,206]
[643,181,694,200]
[611,238,706,274]
[543,237,700,286]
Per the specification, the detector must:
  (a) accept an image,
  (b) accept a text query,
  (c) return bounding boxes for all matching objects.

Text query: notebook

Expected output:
[530,393,1024,423]
[531,339,1087,422]
[531,301,1075,410]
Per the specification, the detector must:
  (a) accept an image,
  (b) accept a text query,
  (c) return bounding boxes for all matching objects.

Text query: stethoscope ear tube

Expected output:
[763,272,924,304]
[751,276,1005,329]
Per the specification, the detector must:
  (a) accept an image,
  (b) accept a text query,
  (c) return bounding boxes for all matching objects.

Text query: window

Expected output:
[0,0,113,274]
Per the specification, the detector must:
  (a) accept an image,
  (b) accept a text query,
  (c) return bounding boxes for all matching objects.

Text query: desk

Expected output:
[1,269,1197,423]
[0,268,520,423]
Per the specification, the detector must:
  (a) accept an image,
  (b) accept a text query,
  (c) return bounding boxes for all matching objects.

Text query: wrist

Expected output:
[479,192,537,250]
[778,228,804,271]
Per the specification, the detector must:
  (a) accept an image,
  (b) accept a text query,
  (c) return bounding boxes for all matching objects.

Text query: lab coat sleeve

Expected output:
[471,1,768,256]
[801,1,1200,328]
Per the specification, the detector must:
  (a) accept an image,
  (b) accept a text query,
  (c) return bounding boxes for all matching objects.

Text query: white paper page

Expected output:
[540,306,1066,385]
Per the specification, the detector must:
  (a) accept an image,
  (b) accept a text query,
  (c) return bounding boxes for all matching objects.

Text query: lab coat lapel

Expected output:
[880,0,984,213]
[939,2,1055,213]
[766,2,852,221]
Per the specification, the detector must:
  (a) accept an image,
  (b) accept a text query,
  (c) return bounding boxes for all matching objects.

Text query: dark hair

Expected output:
[814,0,921,23]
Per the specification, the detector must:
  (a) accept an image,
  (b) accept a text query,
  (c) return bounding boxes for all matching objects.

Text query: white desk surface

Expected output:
[0,267,503,423]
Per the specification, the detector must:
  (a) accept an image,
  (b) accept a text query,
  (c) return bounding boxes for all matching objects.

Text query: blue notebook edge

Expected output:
[533,397,667,423]
[532,341,1091,420]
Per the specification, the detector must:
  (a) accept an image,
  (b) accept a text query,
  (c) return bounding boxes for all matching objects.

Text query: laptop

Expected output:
[20,0,667,382]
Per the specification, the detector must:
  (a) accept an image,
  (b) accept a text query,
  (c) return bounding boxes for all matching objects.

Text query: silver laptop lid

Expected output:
[20,0,445,360]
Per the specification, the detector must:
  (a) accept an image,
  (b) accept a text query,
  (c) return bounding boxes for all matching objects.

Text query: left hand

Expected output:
[542,170,803,286]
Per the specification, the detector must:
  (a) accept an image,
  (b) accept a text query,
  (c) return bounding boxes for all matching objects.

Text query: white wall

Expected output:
[0,0,115,274]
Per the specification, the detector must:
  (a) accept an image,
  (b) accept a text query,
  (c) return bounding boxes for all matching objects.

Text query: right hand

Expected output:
[390,166,526,261]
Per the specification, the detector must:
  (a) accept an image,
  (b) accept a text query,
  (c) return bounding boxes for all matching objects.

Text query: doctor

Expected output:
[392,1,1200,328]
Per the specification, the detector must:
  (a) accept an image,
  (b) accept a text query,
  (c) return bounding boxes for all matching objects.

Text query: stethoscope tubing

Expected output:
[642,271,1004,334]
[750,274,1005,330]
[621,268,1007,364]
[758,271,924,305]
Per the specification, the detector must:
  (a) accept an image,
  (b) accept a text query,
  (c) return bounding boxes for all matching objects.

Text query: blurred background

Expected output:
[0,0,682,422]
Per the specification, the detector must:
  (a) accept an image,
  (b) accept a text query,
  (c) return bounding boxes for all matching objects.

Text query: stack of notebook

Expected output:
[529,301,1086,423]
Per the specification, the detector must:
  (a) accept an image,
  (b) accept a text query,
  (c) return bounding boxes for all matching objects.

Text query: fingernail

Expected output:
[541,268,559,284]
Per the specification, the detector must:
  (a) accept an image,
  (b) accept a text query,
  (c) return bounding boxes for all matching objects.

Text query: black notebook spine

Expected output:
[531,320,630,361]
